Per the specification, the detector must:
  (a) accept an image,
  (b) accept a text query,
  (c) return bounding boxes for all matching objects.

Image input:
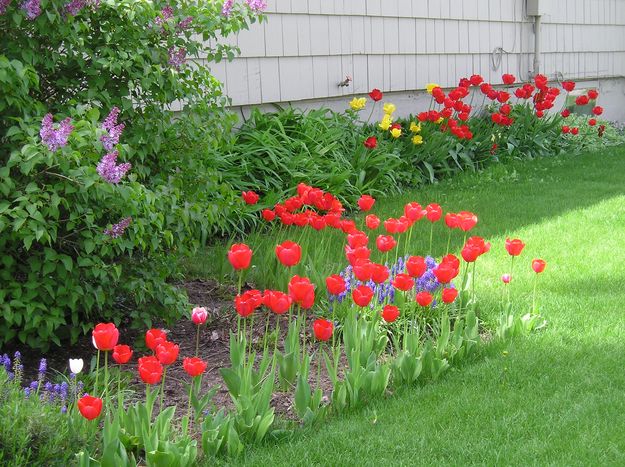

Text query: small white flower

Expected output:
[69,358,84,374]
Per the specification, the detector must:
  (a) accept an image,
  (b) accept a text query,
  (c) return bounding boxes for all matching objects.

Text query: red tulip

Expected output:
[313,319,333,341]
[502,274,511,284]
[461,243,481,262]
[588,89,598,99]
[242,191,259,205]
[561,109,571,118]
[383,218,400,234]
[392,273,414,291]
[505,238,525,256]
[263,290,292,314]
[441,254,460,270]
[310,215,326,231]
[347,230,369,248]
[441,288,458,304]
[562,81,575,92]
[369,88,383,101]
[588,118,597,126]
[183,357,207,378]
[340,219,358,234]
[502,73,516,85]
[425,203,442,222]
[293,213,308,227]
[575,95,589,106]
[156,341,179,365]
[138,356,163,385]
[404,202,424,221]
[228,243,253,270]
[397,217,411,233]
[433,263,458,284]
[326,274,346,295]
[469,74,484,86]
[457,211,478,231]
[562,126,570,134]
[145,329,167,352]
[467,236,490,254]
[275,240,302,267]
[381,305,400,323]
[279,212,294,225]
[592,106,603,116]
[416,291,433,307]
[77,395,103,420]
[353,259,373,282]
[445,213,459,229]
[370,263,389,284]
[406,256,427,278]
[364,136,377,149]
[345,245,371,265]
[365,214,380,230]
[235,293,255,317]
[532,259,546,273]
[376,235,396,252]
[261,209,276,221]
[534,74,548,90]
[92,323,119,351]
[112,344,133,364]
[358,195,375,212]
[288,275,315,309]
[571,127,579,135]
[352,285,374,307]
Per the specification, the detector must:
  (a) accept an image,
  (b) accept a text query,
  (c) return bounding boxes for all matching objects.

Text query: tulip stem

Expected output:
[248,314,255,358]
[446,230,451,255]
[532,274,538,313]
[316,345,322,389]
[186,377,194,435]
[195,325,200,357]
[271,317,281,373]
[429,224,434,254]
[509,256,515,303]
[472,261,477,305]
[117,367,122,416]
[94,350,100,398]
[263,312,271,351]
[104,351,109,410]
[159,366,167,413]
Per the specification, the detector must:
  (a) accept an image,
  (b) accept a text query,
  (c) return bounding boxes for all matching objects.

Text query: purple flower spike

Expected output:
[168,47,187,69]
[0,0,12,15]
[244,0,266,12]
[100,107,125,151]
[20,0,40,19]
[221,0,234,16]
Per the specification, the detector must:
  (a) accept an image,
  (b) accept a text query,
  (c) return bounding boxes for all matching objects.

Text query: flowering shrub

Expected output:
[0,1,265,349]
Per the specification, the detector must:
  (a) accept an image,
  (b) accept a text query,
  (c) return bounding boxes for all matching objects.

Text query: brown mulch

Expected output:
[8,278,337,420]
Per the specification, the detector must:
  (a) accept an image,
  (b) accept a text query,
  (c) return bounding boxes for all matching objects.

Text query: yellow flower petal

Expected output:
[409,122,421,133]
[383,103,396,115]
[426,83,441,94]
[349,97,367,111]
[412,135,423,145]
[390,128,401,138]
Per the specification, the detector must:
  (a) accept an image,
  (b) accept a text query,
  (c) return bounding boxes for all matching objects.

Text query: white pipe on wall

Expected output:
[533,15,542,76]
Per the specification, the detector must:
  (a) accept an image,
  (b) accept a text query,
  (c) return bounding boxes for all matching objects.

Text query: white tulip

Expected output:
[69,358,84,374]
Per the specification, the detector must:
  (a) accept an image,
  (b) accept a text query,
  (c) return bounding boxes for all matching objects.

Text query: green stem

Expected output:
[94,350,100,397]
[446,229,451,255]
[104,351,109,410]
[429,223,434,254]
[472,261,477,304]
[509,256,515,303]
[248,314,255,357]
[117,367,122,416]
[159,366,167,412]
[532,274,538,313]
[186,378,194,435]
[263,312,271,351]
[195,325,200,357]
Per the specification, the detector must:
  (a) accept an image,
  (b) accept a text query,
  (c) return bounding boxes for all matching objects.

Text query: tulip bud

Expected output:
[501,274,511,284]
[69,358,84,374]
[191,306,208,325]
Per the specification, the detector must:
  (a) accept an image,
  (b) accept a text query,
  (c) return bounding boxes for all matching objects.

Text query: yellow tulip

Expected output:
[412,135,424,145]
[383,103,396,115]
[435,117,444,124]
[390,128,401,138]
[349,97,366,111]
[409,122,421,133]
[379,114,392,131]
[426,83,440,94]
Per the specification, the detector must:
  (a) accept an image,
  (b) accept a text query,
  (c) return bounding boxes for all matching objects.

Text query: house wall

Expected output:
[205,0,625,121]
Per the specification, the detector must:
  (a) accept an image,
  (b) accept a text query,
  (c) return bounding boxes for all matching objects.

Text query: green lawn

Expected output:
[216,146,625,466]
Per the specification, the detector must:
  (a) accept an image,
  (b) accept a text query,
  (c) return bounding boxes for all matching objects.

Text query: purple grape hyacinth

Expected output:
[40,114,74,152]
[96,151,131,184]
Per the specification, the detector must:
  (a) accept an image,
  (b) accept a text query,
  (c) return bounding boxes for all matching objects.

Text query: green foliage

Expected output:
[0,369,98,466]
[0,0,261,349]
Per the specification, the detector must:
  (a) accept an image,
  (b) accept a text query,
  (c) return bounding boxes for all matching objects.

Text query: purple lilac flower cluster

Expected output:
[154,5,173,26]
[20,0,40,19]
[64,0,98,16]
[100,107,125,151]
[177,16,193,30]
[96,151,132,184]
[244,0,266,12]
[104,217,132,238]
[0,0,11,15]
[1,355,82,414]
[221,0,234,16]
[168,47,187,68]
[40,114,74,152]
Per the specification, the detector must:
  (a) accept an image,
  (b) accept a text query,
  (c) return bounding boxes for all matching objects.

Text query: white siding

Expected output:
[215,0,625,106]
